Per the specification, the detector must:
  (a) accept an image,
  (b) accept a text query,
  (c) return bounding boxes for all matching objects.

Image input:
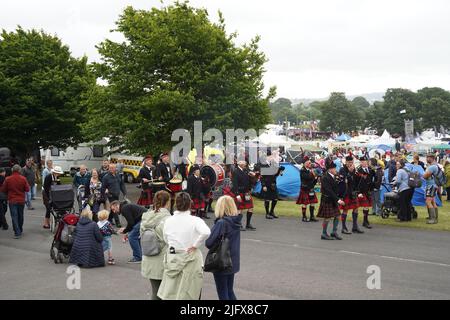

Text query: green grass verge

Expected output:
[252,195,450,232]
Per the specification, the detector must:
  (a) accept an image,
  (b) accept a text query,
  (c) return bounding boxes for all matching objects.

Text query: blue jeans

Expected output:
[25,191,32,208]
[213,273,237,300]
[128,222,142,261]
[9,203,25,236]
[31,184,36,199]
[372,189,381,215]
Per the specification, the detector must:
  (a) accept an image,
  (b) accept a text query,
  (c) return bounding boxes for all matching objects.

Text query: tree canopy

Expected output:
[0,27,94,157]
[83,2,275,155]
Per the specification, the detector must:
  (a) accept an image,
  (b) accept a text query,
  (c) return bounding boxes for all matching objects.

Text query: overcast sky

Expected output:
[2,0,450,98]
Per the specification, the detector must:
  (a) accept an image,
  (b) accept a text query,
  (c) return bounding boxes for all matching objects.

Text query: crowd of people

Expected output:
[0,147,449,300]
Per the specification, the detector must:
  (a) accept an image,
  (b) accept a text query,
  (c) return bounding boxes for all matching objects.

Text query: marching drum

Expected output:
[200,164,225,188]
[151,182,167,193]
[168,178,183,193]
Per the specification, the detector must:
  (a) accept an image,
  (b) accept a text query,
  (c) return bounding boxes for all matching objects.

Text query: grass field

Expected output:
[55,176,450,232]
[252,196,450,232]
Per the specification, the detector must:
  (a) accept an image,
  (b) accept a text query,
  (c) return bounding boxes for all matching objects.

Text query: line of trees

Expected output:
[0,2,275,159]
[270,88,450,135]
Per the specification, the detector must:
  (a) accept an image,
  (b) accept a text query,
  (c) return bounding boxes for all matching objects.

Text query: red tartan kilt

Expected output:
[204,191,213,200]
[137,189,153,206]
[317,201,340,219]
[296,189,318,205]
[222,186,234,197]
[191,198,205,210]
[339,196,359,210]
[358,194,372,208]
[235,193,254,210]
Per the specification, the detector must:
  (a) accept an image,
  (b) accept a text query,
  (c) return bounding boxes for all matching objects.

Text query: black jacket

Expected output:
[300,167,317,190]
[260,165,283,190]
[0,175,6,201]
[138,165,157,190]
[43,173,61,198]
[338,165,356,198]
[232,167,251,194]
[373,167,383,190]
[120,203,146,234]
[388,159,397,182]
[99,166,110,181]
[321,173,340,206]
[355,166,374,194]
[101,172,126,199]
[206,214,242,275]
[69,217,104,268]
[187,174,204,200]
[156,162,173,183]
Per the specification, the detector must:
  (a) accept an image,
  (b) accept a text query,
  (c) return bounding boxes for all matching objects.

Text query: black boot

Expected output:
[202,210,210,219]
[270,201,278,218]
[341,214,352,234]
[363,211,372,229]
[302,208,308,222]
[265,201,273,219]
[207,199,214,213]
[352,211,364,233]
[246,212,256,231]
[309,206,318,222]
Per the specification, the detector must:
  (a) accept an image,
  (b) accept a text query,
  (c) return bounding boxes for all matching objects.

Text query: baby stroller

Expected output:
[380,183,418,219]
[50,213,79,264]
[49,185,75,234]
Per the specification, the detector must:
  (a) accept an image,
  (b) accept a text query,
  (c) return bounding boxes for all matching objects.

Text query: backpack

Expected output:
[433,166,447,187]
[141,228,162,256]
[404,168,422,189]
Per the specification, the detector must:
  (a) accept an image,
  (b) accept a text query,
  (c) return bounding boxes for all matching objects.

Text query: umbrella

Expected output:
[335,134,351,141]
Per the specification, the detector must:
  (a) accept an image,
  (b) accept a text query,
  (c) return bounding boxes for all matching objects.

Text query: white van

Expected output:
[41,139,108,176]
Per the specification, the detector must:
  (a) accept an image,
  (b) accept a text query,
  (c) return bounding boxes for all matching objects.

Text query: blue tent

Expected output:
[379,164,442,206]
[376,144,392,151]
[335,134,351,141]
[253,162,300,199]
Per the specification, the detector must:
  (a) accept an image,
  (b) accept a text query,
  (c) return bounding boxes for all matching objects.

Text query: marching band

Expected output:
[132,148,384,239]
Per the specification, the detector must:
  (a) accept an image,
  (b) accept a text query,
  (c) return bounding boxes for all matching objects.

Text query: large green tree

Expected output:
[381,88,421,135]
[318,92,361,133]
[84,2,275,154]
[420,97,450,129]
[0,27,94,157]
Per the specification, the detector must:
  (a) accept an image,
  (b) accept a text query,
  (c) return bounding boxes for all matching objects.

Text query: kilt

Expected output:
[261,185,278,201]
[235,193,254,210]
[222,186,234,197]
[296,189,318,205]
[204,191,213,200]
[339,195,358,211]
[191,198,205,210]
[358,193,372,208]
[317,200,340,219]
[137,189,153,206]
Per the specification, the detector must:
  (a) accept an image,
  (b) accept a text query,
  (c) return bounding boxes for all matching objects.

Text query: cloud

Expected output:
[1,0,449,98]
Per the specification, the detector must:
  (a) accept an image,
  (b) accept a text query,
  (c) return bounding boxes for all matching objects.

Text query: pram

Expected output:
[49,185,75,234]
[380,183,418,219]
[50,213,79,264]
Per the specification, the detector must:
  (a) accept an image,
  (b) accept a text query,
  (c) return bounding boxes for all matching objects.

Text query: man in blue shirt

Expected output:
[422,154,439,224]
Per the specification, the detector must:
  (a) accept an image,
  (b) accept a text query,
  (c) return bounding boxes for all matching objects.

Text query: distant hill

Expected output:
[290,92,384,106]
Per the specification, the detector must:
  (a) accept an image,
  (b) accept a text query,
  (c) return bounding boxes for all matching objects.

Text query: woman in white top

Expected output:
[158,192,211,300]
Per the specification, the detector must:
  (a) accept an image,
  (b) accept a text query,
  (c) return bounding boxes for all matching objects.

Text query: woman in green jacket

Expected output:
[140,190,171,300]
